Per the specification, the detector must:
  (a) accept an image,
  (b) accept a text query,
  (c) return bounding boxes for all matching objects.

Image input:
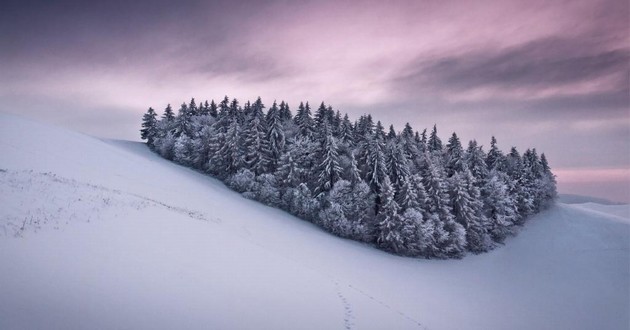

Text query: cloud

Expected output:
[393,36,628,96]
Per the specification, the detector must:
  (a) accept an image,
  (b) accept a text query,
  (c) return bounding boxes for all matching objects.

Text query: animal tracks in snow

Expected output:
[334,281,355,329]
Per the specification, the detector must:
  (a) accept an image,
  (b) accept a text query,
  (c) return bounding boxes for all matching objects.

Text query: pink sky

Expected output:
[1,0,628,202]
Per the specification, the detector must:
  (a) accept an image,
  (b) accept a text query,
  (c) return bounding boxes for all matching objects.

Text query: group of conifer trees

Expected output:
[141,96,557,258]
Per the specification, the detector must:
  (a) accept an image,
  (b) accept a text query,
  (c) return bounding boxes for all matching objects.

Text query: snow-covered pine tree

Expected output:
[386,142,412,207]
[266,101,286,172]
[448,170,493,253]
[283,183,320,222]
[399,123,419,163]
[539,153,557,208]
[208,100,218,118]
[339,114,354,146]
[174,134,194,166]
[376,176,405,253]
[357,130,388,214]
[485,136,504,171]
[322,179,373,241]
[275,137,317,189]
[427,124,443,153]
[314,102,329,130]
[244,98,272,175]
[278,101,291,122]
[174,102,193,137]
[375,121,386,141]
[294,102,314,138]
[354,114,374,144]
[162,103,175,122]
[140,107,158,147]
[465,140,489,187]
[482,170,518,243]
[387,125,397,140]
[445,132,465,177]
[190,117,217,171]
[332,110,342,137]
[188,98,198,116]
[216,116,244,177]
[503,147,533,224]
[315,123,343,194]
[421,153,467,258]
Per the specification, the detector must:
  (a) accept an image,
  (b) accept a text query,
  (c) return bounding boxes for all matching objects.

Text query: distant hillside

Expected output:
[559,193,625,205]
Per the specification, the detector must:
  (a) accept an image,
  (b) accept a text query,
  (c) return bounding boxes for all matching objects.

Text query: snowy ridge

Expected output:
[1,113,628,330]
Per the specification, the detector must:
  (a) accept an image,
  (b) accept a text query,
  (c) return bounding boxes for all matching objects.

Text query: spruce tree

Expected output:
[294,102,314,138]
[376,176,404,253]
[315,123,343,194]
[244,99,271,175]
[486,136,505,171]
[449,170,493,253]
[445,132,465,177]
[140,107,158,147]
[427,124,443,153]
[265,101,286,172]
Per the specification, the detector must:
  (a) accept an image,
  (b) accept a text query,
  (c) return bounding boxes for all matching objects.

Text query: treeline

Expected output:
[140,97,557,258]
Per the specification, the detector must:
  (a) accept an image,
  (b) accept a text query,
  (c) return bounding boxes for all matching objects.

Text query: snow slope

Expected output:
[1,113,628,330]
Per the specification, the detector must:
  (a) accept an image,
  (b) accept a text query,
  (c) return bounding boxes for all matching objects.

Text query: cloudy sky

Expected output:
[1,0,628,202]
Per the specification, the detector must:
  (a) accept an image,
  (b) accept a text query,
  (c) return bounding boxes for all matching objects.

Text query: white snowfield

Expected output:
[1,113,628,330]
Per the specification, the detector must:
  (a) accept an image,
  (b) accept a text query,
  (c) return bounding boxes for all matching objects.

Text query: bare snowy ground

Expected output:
[1,113,628,330]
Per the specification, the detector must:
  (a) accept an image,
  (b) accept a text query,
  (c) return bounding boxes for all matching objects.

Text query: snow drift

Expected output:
[1,113,628,330]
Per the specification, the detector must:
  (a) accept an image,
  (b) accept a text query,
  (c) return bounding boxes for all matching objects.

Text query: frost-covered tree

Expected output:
[140,107,158,147]
[449,170,493,253]
[243,99,271,175]
[483,171,518,243]
[315,124,343,194]
[266,101,286,172]
[375,176,405,253]
[162,104,175,122]
[275,137,317,188]
[386,142,412,206]
[421,154,466,258]
[339,114,354,146]
[294,102,314,138]
[215,116,244,177]
[282,183,320,222]
[445,132,465,177]
[279,101,292,122]
[465,140,488,186]
[427,124,443,153]
[486,136,504,171]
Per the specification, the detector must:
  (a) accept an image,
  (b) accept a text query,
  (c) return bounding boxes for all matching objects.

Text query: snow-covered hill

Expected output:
[1,113,628,330]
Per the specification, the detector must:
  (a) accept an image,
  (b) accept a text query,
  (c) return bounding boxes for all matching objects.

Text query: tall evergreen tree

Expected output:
[279,101,292,121]
[140,107,158,147]
[465,140,489,186]
[376,176,405,253]
[208,100,218,118]
[294,102,314,137]
[244,99,271,175]
[483,171,518,243]
[339,114,354,145]
[421,154,466,258]
[162,104,175,122]
[445,132,465,177]
[486,136,505,171]
[449,170,493,253]
[315,123,343,194]
[427,124,443,153]
[266,101,285,172]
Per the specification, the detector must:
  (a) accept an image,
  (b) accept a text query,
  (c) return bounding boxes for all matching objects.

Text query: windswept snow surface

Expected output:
[1,113,628,330]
